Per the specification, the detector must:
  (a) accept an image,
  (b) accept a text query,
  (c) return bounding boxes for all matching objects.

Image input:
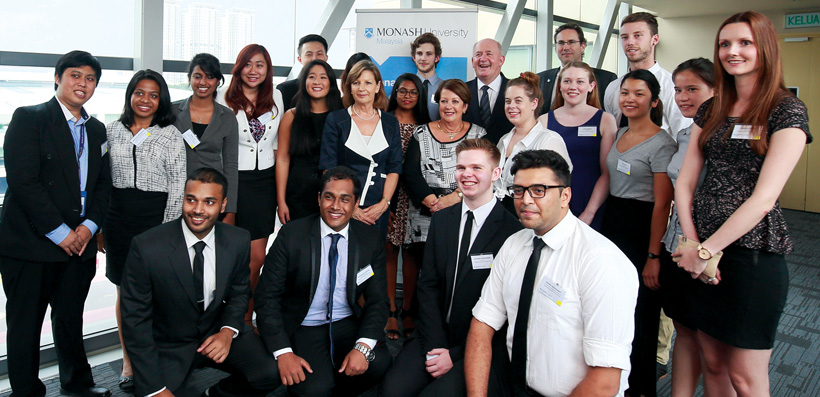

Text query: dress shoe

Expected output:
[119,376,135,392]
[59,386,112,397]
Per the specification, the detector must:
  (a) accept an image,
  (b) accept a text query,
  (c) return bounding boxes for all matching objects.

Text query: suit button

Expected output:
[48,181,54,186]
[247,140,251,143]
[47,154,52,159]
[259,149,262,152]
[244,129,248,132]
[250,149,254,152]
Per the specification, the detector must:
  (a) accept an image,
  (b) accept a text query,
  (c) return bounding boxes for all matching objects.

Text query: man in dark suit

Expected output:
[255,166,391,396]
[537,23,617,114]
[0,50,112,397]
[277,34,329,110]
[121,168,280,397]
[463,39,514,144]
[381,139,522,396]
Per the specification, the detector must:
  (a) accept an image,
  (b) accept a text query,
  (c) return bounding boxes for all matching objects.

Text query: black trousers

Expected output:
[289,316,391,397]
[0,255,97,397]
[381,335,511,397]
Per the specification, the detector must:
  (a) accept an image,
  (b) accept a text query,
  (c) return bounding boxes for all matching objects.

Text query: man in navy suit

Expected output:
[463,39,514,144]
[0,50,112,397]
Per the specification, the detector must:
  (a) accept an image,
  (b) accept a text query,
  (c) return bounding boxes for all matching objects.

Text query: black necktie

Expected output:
[423,79,431,102]
[511,236,546,392]
[327,233,342,365]
[447,211,474,323]
[193,241,206,313]
[479,85,491,127]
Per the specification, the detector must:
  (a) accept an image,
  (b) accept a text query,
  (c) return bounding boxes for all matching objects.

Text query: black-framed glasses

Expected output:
[396,88,420,97]
[556,40,581,47]
[508,184,566,199]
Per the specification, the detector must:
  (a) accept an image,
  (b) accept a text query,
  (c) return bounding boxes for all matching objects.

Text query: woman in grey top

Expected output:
[659,58,713,396]
[600,69,675,397]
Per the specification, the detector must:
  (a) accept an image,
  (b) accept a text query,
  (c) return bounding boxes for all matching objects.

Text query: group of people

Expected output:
[0,7,811,397]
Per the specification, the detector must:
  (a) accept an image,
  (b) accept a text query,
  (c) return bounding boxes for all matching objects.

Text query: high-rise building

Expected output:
[220,7,254,62]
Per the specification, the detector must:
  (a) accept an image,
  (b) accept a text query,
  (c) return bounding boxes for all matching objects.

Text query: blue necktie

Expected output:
[327,233,342,365]
[479,85,491,127]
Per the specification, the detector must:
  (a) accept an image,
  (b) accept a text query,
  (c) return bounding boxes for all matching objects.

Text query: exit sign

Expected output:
[786,12,820,29]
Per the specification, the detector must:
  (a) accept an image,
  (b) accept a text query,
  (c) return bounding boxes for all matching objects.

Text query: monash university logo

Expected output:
[365,28,374,39]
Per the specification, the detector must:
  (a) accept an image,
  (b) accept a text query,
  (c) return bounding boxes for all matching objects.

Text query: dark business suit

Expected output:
[463,74,514,144]
[255,214,391,396]
[277,78,300,112]
[537,67,617,114]
[172,97,240,213]
[0,97,111,396]
[382,200,521,396]
[121,219,279,397]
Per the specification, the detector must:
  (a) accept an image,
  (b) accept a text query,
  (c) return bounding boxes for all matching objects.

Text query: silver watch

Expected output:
[354,342,375,362]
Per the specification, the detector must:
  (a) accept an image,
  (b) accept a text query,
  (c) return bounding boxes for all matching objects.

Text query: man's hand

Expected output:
[277,352,313,385]
[154,390,175,397]
[642,258,661,290]
[95,233,106,253]
[197,328,234,363]
[74,225,93,256]
[425,348,453,378]
[339,345,370,376]
[57,230,82,256]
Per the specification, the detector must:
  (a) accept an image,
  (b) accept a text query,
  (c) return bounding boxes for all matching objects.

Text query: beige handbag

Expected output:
[672,235,722,279]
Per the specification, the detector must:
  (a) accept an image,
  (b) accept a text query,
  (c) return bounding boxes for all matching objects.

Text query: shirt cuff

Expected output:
[273,347,293,360]
[356,338,377,349]
[81,219,98,236]
[472,300,506,331]
[220,326,239,339]
[583,337,632,370]
[46,223,71,245]
[146,386,167,397]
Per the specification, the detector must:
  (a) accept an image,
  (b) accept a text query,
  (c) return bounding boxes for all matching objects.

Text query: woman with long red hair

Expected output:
[218,44,283,327]
[675,11,811,395]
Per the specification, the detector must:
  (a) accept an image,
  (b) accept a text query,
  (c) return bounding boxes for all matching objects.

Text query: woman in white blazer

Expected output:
[218,44,282,328]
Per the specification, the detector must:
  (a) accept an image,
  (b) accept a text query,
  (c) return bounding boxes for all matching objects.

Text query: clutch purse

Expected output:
[672,235,723,278]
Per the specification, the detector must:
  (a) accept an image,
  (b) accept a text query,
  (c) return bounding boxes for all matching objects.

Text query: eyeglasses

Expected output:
[556,40,581,47]
[508,184,566,199]
[396,88,420,97]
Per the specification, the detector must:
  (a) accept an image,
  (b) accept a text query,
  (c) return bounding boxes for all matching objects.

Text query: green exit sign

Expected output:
[786,12,820,29]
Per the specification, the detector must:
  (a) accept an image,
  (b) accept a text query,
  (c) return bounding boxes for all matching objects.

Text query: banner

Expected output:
[355,9,477,96]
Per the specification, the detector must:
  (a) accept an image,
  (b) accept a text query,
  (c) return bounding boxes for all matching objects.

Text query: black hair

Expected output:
[554,23,587,44]
[320,166,362,200]
[509,150,571,187]
[187,167,228,198]
[119,69,176,128]
[340,52,371,87]
[298,34,329,54]
[672,57,715,88]
[620,69,664,127]
[187,53,224,97]
[291,60,344,155]
[386,73,431,124]
[54,50,102,90]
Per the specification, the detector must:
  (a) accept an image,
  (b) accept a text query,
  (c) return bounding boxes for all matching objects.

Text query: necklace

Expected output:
[438,121,462,139]
[352,106,377,121]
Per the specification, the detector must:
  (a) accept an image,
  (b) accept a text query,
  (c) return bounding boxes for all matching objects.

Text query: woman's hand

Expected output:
[433,192,462,212]
[672,246,708,279]
[96,233,105,254]
[578,210,595,225]
[352,207,374,225]
[643,258,661,290]
[362,200,390,222]
[277,204,291,225]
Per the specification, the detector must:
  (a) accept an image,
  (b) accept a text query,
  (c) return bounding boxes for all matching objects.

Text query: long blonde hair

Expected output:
[551,62,601,111]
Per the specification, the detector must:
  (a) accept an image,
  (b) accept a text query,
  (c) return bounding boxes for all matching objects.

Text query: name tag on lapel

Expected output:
[100,141,109,156]
[471,253,494,270]
[356,265,374,285]
[131,128,151,146]
[181,129,201,149]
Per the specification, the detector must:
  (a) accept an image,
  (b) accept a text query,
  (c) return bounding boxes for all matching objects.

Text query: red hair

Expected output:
[699,11,790,155]
[224,44,277,120]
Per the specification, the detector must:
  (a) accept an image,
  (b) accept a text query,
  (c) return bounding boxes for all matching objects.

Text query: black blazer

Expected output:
[463,74,514,145]
[121,219,252,396]
[171,97,240,213]
[415,200,522,362]
[254,214,389,354]
[537,67,618,115]
[0,97,111,262]
[277,78,300,112]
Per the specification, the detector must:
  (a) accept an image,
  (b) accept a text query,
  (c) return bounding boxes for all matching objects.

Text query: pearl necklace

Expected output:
[438,121,462,139]
[352,106,377,121]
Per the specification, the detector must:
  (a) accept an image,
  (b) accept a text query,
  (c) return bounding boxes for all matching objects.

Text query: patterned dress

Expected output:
[386,122,417,246]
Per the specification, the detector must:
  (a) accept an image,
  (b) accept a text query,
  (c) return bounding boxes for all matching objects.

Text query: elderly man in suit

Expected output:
[537,23,618,114]
[463,39,514,144]
[254,166,391,397]
[0,50,112,397]
[381,138,522,397]
[121,168,280,397]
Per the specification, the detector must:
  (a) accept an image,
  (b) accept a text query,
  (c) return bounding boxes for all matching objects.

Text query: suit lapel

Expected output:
[48,99,82,202]
[346,224,360,306]
[176,98,193,132]
[211,224,232,312]
[443,205,462,310]
[168,220,200,310]
[308,220,322,303]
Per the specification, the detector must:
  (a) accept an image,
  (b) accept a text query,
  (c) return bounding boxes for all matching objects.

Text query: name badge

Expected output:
[538,276,566,306]
[181,129,201,149]
[257,111,273,125]
[131,128,151,147]
[471,253,494,270]
[100,141,109,156]
[356,265,374,286]
[577,126,597,137]
[80,191,87,217]
[616,159,631,175]
[730,124,761,140]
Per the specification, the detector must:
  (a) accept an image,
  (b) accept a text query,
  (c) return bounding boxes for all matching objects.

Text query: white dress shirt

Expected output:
[494,121,573,198]
[478,74,503,114]
[473,212,639,396]
[216,88,284,171]
[603,62,692,140]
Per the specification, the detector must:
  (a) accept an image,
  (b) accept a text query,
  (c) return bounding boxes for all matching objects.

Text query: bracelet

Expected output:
[383,197,391,205]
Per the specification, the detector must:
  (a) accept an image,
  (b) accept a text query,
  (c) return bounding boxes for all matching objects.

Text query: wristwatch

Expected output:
[647,252,659,259]
[696,244,713,260]
[354,342,375,362]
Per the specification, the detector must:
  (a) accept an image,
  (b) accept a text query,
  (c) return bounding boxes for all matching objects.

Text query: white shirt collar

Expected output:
[181,220,217,250]
[319,218,350,239]
[55,96,89,124]
[532,210,575,250]
[500,121,546,151]
[648,61,662,74]
[479,74,503,94]
[461,198,497,230]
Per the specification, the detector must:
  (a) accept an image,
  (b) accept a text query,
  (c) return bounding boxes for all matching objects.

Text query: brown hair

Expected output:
[411,33,442,67]
[551,62,601,110]
[342,60,388,110]
[506,71,543,117]
[224,44,277,120]
[621,12,658,36]
[434,79,472,104]
[456,138,501,165]
[699,11,789,155]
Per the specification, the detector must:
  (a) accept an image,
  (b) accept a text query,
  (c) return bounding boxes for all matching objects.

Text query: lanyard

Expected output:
[74,122,85,184]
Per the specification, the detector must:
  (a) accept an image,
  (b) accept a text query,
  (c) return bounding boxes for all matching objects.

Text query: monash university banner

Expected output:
[356,9,478,96]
